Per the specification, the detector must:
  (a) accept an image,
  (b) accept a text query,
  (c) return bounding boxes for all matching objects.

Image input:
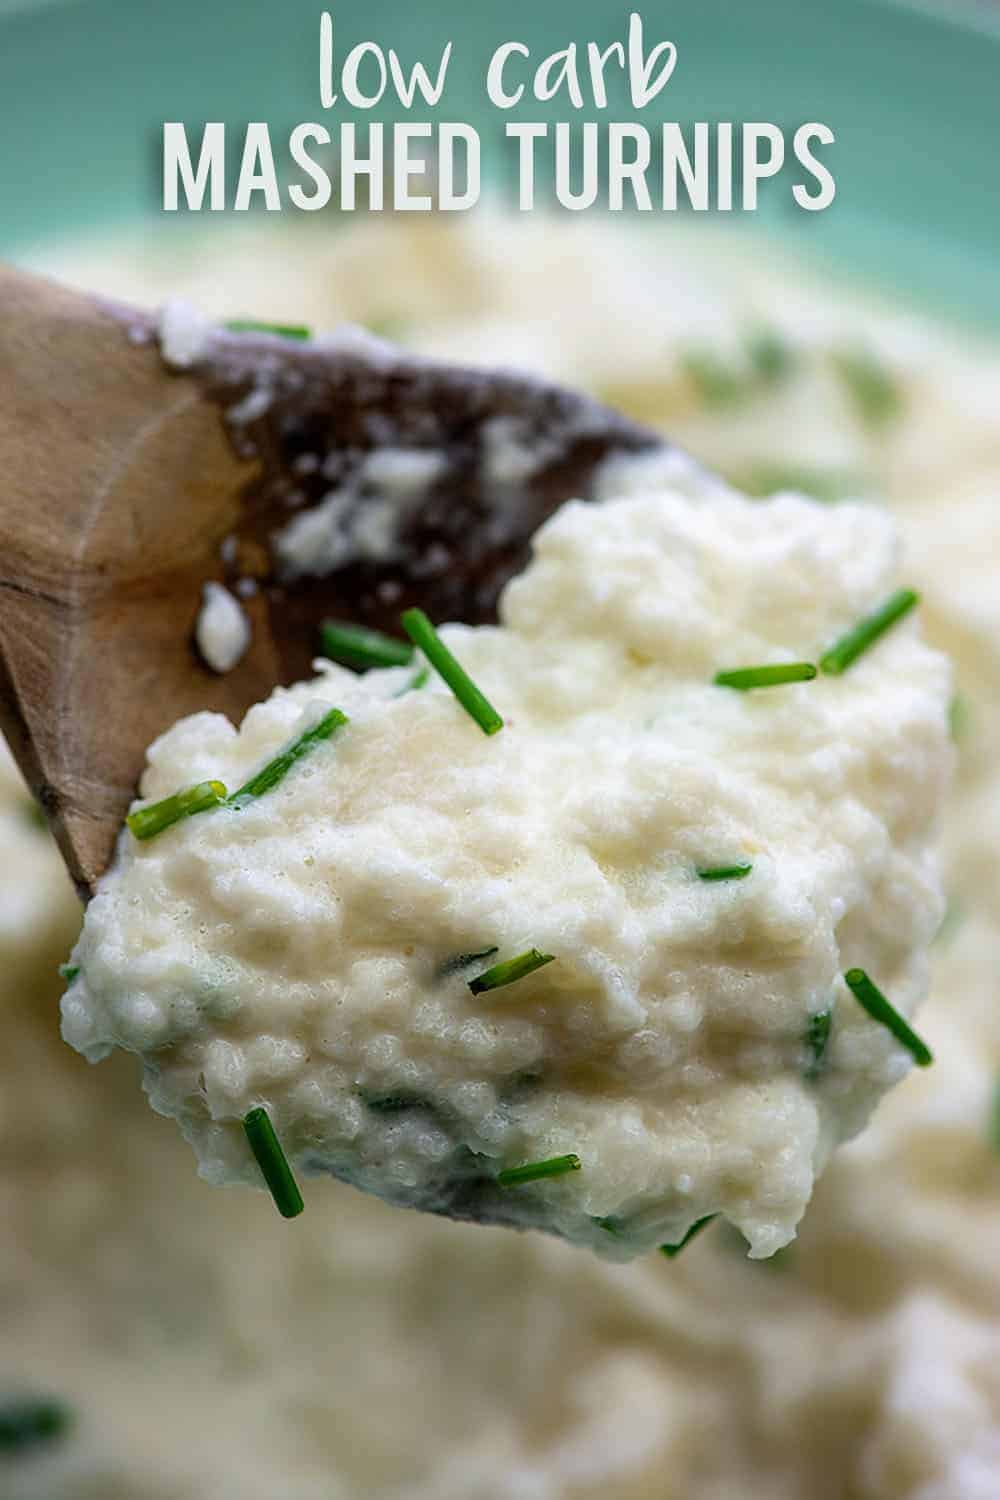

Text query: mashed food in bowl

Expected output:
[2,213,998,1498]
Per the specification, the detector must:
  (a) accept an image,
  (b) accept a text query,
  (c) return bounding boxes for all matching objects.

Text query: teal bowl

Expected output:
[1,0,999,325]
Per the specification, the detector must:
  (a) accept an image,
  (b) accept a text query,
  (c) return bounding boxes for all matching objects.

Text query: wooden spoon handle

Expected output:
[0,265,258,894]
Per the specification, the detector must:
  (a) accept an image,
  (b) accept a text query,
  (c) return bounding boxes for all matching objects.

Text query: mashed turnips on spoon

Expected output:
[60,469,951,1260]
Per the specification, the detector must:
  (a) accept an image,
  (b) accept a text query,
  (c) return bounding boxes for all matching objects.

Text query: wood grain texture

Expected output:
[0,263,663,897]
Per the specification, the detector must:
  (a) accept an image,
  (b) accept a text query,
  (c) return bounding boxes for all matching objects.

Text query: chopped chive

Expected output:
[990,1077,1000,1154]
[126,780,228,841]
[468,949,555,995]
[439,946,499,979]
[393,666,430,698]
[400,608,503,736]
[804,1007,832,1081]
[225,319,310,340]
[948,693,970,742]
[843,968,933,1067]
[832,348,901,429]
[229,708,348,807]
[746,328,795,386]
[0,1396,71,1453]
[697,862,752,882]
[58,963,80,984]
[660,1213,717,1258]
[682,351,746,408]
[319,620,413,672]
[819,589,919,676]
[714,662,817,691]
[497,1153,581,1188]
[738,462,861,505]
[243,1107,304,1219]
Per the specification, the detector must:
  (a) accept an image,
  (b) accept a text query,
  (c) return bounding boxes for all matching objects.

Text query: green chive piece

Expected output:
[394,666,430,698]
[468,949,555,995]
[319,620,413,672]
[0,1397,71,1453]
[58,963,80,984]
[832,348,901,429]
[229,708,348,807]
[225,319,310,340]
[681,350,747,409]
[739,463,861,505]
[697,863,752,883]
[819,589,920,676]
[804,1008,832,1081]
[989,1077,1000,1154]
[243,1107,304,1219]
[746,328,795,386]
[439,946,499,979]
[844,968,933,1067]
[714,663,817,691]
[660,1213,717,1259]
[126,780,228,841]
[400,608,503,736]
[948,693,970,742]
[497,1153,581,1188]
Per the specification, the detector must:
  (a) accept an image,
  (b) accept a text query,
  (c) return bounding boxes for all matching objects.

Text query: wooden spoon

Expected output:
[0,263,667,898]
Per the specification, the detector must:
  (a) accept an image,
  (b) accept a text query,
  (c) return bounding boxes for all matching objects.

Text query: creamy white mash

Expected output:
[2,212,998,1498]
[63,480,950,1262]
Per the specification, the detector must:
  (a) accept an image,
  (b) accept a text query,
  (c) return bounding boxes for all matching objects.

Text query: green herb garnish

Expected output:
[660,1213,717,1258]
[126,780,228,841]
[832,348,901,428]
[739,463,862,505]
[681,350,746,409]
[497,1153,581,1188]
[990,1077,1000,1154]
[400,608,503,736]
[697,863,752,883]
[0,1396,70,1453]
[468,949,555,995]
[819,589,919,676]
[225,319,310,340]
[746,328,795,386]
[319,620,413,672]
[439,946,499,979]
[393,666,430,698]
[243,1107,304,1219]
[843,968,933,1067]
[804,1007,832,1080]
[229,708,348,807]
[949,693,970,742]
[714,662,817,691]
[58,963,80,984]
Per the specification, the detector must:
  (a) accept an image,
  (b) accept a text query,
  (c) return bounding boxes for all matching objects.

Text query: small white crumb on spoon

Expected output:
[195,582,251,674]
[158,298,213,369]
